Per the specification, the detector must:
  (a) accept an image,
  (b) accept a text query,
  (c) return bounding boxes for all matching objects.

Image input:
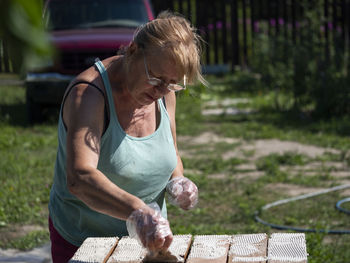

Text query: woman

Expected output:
[48,11,207,262]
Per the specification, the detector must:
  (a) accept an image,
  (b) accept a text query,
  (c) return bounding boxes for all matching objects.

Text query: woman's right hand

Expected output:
[126,203,173,252]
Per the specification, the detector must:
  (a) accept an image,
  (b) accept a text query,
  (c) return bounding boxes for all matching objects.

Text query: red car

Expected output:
[26,0,154,123]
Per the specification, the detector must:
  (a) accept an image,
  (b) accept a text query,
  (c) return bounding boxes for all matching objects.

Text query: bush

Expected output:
[247,0,350,118]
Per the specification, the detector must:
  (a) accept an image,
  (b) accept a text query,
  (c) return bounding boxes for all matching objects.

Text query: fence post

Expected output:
[195,0,200,28]
[325,0,330,61]
[179,0,184,15]
[231,0,239,69]
[283,0,288,39]
[213,1,219,64]
[222,0,228,64]
[275,0,280,35]
[340,0,345,42]
[267,0,271,36]
[0,40,3,73]
[204,0,210,65]
[242,0,248,67]
[332,0,337,46]
[348,0,350,51]
[3,41,10,73]
[187,0,192,21]
[250,0,255,53]
[291,0,296,44]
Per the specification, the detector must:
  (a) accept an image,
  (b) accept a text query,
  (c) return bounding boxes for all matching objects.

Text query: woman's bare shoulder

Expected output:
[74,55,120,87]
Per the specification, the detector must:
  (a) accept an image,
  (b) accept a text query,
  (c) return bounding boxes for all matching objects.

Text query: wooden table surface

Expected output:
[69,233,308,263]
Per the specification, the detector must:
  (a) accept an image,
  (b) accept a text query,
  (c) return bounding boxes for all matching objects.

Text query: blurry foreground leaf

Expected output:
[0,0,53,74]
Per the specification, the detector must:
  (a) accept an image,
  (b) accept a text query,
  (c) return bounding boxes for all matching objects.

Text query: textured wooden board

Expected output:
[107,236,146,263]
[144,235,192,263]
[229,233,267,263]
[107,235,192,263]
[69,237,118,263]
[70,233,308,263]
[186,235,231,263]
[267,233,308,263]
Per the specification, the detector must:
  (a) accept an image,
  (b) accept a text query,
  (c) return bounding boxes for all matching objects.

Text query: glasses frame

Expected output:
[143,53,186,92]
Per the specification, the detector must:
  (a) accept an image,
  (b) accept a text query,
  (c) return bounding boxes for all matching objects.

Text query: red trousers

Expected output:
[49,217,79,263]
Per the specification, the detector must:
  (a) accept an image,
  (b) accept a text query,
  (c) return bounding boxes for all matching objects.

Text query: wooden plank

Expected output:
[108,235,192,263]
[107,236,146,263]
[144,235,192,263]
[267,233,308,263]
[186,235,230,263]
[69,237,118,263]
[70,233,309,262]
[228,233,267,263]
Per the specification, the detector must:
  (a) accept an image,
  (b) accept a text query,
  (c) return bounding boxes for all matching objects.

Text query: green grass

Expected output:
[0,83,56,249]
[1,75,350,262]
[0,230,49,250]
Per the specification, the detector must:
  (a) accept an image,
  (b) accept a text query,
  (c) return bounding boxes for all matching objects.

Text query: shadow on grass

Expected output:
[257,109,350,137]
[206,108,350,139]
[0,103,59,126]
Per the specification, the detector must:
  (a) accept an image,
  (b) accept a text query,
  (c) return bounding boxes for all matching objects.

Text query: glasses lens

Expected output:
[148,78,162,87]
[168,75,186,91]
[168,84,185,91]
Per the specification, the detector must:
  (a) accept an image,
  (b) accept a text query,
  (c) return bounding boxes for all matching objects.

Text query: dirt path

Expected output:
[178,98,350,198]
[0,243,51,263]
[179,131,350,196]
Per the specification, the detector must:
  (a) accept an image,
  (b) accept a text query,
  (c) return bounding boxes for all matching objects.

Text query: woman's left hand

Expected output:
[166,177,198,210]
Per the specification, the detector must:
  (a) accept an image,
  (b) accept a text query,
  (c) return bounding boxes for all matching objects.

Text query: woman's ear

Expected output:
[126,42,138,57]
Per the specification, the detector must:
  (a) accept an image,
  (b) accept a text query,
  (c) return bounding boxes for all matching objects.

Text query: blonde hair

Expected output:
[132,11,207,86]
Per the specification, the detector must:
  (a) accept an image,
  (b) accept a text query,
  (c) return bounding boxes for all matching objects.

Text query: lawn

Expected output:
[0,74,349,262]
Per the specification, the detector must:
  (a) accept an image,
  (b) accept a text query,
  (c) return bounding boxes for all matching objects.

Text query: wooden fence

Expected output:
[152,0,350,72]
[1,0,350,73]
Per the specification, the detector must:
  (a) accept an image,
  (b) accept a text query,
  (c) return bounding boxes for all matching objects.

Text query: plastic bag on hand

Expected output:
[166,177,198,210]
[126,202,173,251]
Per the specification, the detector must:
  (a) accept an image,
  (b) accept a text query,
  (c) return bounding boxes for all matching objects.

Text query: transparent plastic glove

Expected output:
[126,202,173,252]
[166,177,198,210]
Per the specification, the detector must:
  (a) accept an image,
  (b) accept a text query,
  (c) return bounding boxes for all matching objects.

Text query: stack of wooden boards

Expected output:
[69,233,308,263]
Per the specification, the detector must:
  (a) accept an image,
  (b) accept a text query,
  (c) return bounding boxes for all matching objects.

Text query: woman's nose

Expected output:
[155,85,169,95]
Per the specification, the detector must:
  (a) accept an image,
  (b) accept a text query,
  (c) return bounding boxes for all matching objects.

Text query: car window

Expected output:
[45,0,150,30]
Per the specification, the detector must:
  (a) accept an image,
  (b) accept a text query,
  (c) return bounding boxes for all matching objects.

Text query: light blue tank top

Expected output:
[48,60,178,246]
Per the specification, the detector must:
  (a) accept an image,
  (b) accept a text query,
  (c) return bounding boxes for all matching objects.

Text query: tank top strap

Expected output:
[94,60,117,123]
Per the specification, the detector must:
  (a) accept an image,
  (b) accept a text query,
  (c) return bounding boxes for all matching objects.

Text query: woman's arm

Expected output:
[164,91,198,210]
[63,83,145,220]
[164,91,184,179]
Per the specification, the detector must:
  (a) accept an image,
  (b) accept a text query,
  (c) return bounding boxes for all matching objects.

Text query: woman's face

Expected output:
[127,49,182,106]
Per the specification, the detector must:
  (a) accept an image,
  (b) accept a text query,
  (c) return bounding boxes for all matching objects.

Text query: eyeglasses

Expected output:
[143,53,186,92]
